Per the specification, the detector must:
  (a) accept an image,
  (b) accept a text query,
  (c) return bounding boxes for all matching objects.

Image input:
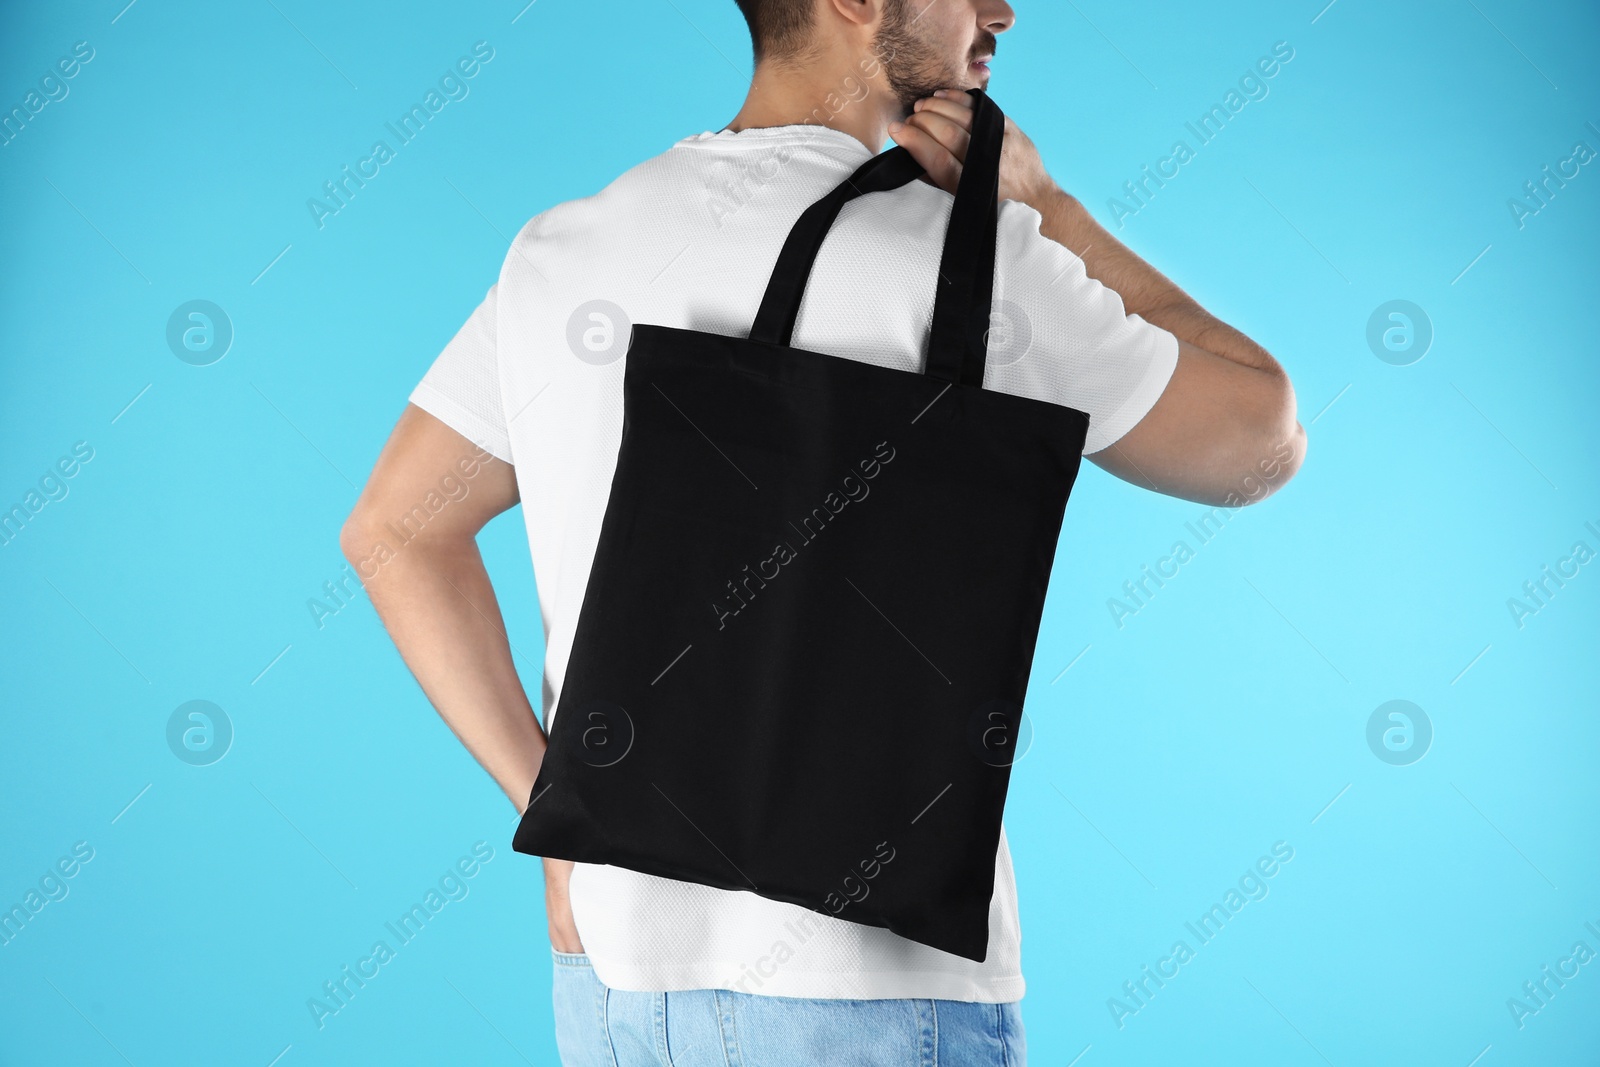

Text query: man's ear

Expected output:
[829,0,884,33]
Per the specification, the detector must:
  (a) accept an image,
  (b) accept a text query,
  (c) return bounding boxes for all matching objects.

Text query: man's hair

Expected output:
[733,0,826,67]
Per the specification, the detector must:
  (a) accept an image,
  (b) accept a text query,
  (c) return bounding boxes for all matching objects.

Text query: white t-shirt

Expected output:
[408,121,1179,1003]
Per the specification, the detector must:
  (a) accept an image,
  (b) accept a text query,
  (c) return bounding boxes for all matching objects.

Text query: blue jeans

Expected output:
[551,948,1027,1066]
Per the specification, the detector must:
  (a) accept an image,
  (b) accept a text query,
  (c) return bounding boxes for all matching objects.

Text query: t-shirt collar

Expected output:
[686,122,878,157]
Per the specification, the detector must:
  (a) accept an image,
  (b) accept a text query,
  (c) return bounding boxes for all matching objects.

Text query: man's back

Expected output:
[406,119,1180,1001]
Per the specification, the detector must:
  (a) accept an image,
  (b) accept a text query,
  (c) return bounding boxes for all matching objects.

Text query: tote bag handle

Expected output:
[747,87,1005,387]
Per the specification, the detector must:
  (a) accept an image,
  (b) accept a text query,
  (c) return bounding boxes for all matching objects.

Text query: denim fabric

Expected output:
[551,948,1026,1067]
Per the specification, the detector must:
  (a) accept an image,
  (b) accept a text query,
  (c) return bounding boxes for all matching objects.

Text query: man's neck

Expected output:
[720,61,900,156]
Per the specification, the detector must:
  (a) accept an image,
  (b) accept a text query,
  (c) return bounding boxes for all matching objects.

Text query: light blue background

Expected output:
[2,0,1597,1063]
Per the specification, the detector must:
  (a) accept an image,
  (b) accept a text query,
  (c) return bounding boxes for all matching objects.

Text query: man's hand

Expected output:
[888,88,1055,207]
[544,856,585,954]
[887,92,1306,507]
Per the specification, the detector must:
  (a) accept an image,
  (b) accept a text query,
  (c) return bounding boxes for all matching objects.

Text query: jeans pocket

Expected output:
[551,948,609,1067]
[721,992,922,1067]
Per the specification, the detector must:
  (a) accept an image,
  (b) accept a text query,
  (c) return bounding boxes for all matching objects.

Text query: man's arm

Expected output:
[1028,185,1306,506]
[339,402,584,952]
[892,93,1307,507]
[340,403,541,809]
[1029,186,1281,373]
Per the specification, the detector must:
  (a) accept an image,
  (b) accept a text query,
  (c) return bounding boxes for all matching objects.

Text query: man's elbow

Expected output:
[339,498,480,568]
[339,506,377,565]
[339,491,401,565]
[1237,373,1307,506]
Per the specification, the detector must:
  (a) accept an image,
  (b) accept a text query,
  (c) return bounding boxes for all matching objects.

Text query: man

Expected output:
[341,0,1306,1062]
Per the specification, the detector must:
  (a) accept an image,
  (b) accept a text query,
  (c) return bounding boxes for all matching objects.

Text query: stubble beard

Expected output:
[871,0,971,116]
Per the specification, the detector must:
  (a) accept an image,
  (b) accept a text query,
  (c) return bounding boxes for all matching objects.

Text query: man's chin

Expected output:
[941,74,984,96]
[897,81,968,110]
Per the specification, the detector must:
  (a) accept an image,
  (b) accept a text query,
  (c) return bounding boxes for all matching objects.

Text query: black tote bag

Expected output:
[512,87,1089,963]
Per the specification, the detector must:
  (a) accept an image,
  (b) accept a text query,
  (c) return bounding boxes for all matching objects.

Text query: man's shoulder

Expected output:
[497,137,706,272]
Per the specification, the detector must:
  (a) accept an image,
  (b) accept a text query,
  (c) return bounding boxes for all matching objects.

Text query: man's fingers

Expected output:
[914,95,976,128]
[928,88,974,108]
[906,109,973,161]
[889,119,963,192]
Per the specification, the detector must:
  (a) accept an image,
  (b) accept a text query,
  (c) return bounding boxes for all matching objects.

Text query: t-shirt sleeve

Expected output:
[994,200,1180,455]
[407,282,515,464]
